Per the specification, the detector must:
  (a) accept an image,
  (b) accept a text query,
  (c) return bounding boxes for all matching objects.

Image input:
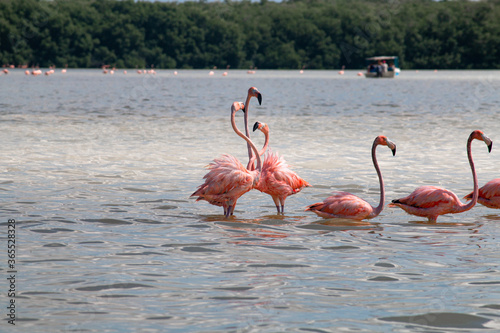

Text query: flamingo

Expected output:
[252,121,311,214]
[389,130,492,222]
[243,87,263,171]
[191,102,262,217]
[463,178,500,209]
[306,135,396,220]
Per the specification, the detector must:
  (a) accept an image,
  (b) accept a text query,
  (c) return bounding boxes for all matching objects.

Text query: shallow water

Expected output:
[1,69,500,332]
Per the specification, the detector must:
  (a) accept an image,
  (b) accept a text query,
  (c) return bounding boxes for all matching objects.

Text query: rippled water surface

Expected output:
[1,69,500,332]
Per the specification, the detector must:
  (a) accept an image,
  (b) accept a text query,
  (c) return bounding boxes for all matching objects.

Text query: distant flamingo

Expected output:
[191,102,262,217]
[242,87,262,170]
[389,130,492,222]
[306,136,396,220]
[464,178,500,209]
[252,121,311,214]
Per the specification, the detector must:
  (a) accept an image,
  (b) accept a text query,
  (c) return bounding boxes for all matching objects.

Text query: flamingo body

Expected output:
[252,122,310,213]
[192,101,262,217]
[191,153,258,213]
[464,178,500,209]
[390,130,492,222]
[306,135,396,220]
[255,151,310,213]
[390,186,464,221]
[306,192,375,220]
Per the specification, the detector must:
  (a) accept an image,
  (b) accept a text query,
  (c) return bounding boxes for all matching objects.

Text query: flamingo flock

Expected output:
[192,87,499,222]
[192,87,309,217]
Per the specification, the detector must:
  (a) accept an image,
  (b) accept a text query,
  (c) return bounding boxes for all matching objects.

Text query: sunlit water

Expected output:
[1,69,500,332]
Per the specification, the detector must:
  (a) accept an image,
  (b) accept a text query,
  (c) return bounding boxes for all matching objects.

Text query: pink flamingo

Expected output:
[389,130,492,222]
[252,121,311,214]
[243,87,263,171]
[191,102,262,217]
[306,136,396,220]
[463,178,500,209]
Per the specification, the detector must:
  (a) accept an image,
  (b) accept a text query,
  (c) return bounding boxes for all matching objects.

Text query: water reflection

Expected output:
[299,218,379,232]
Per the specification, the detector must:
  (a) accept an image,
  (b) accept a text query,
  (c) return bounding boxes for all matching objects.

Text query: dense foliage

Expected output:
[1,0,500,69]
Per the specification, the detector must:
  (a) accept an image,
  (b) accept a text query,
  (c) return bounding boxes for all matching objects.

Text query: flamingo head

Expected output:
[252,121,269,135]
[231,101,245,114]
[471,130,493,153]
[375,135,397,156]
[248,87,262,105]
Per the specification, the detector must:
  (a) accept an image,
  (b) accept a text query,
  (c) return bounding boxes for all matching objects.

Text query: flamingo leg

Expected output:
[279,198,286,214]
[225,199,238,217]
[229,201,237,216]
[271,196,281,214]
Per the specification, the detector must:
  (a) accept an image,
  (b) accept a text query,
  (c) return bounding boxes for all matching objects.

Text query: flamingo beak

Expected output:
[257,93,262,105]
[253,122,260,132]
[387,139,397,156]
[481,133,493,153]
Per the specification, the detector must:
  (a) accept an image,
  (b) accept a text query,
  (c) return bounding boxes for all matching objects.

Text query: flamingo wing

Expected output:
[258,152,310,195]
[479,179,500,199]
[464,178,500,208]
[306,191,373,220]
[392,186,460,209]
[191,154,254,202]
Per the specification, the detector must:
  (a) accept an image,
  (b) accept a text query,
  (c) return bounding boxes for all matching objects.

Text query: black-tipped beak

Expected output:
[386,139,396,156]
[488,142,493,153]
[241,106,246,113]
[257,93,262,105]
[253,122,260,132]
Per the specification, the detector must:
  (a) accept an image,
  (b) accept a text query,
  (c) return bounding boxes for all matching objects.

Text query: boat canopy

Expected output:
[365,56,399,68]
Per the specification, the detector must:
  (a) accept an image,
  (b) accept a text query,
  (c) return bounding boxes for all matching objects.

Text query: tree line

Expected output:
[1,0,500,70]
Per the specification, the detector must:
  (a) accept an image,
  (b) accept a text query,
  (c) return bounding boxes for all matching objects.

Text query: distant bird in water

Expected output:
[191,102,262,217]
[252,121,310,214]
[464,178,500,209]
[306,136,396,220]
[389,130,492,222]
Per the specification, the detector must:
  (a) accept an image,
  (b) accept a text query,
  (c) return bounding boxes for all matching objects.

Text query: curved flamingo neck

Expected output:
[246,126,269,170]
[244,92,255,166]
[232,110,261,172]
[456,135,479,213]
[370,141,385,218]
